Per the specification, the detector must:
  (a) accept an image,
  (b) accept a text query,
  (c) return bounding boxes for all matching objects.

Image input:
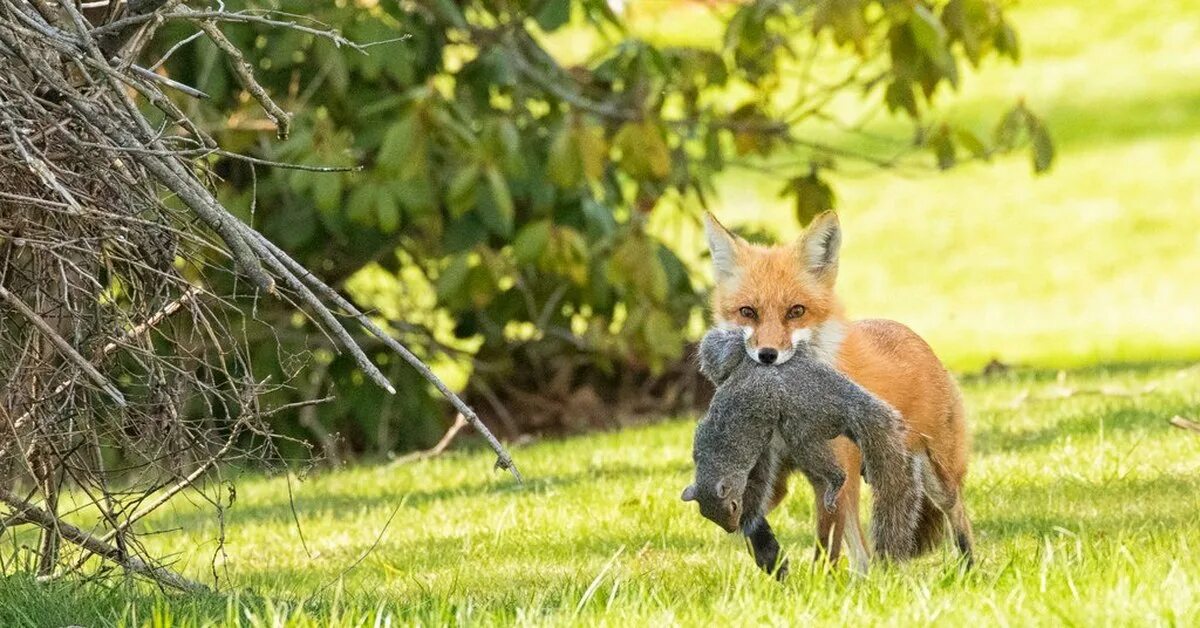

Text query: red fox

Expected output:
[702,211,974,570]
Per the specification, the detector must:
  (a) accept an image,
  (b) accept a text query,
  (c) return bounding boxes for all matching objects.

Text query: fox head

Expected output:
[703,211,846,366]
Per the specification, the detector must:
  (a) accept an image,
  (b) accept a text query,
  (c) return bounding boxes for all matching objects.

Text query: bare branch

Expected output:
[190,17,291,139]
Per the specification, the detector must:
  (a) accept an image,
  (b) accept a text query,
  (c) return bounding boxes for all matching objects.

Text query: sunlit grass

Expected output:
[3,363,1199,625]
[648,0,1200,372]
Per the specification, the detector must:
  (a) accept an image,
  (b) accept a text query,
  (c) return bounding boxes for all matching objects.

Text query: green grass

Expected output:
[3,364,1200,625]
[4,0,1199,625]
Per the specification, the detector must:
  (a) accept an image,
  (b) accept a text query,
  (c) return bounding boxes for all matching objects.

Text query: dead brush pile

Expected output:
[0,0,515,591]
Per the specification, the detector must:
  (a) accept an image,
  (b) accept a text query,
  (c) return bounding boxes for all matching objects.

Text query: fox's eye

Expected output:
[786,304,806,319]
[738,306,757,320]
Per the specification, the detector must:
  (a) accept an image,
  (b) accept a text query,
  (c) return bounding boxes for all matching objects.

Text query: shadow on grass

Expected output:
[958,359,1198,387]
[960,359,1198,455]
[973,399,1197,455]
[1039,86,1200,150]
[967,474,1200,541]
[165,457,693,530]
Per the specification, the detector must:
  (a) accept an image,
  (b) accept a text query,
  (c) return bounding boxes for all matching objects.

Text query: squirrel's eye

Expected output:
[786,304,806,319]
[738,306,757,319]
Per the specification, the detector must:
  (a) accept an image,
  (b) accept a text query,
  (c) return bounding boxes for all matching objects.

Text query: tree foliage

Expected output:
[159,0,1049,452]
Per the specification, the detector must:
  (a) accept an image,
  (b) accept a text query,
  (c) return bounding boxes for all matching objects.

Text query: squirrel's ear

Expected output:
[703,212,746,283]
[796,211,841,286]
[681,484,697,502]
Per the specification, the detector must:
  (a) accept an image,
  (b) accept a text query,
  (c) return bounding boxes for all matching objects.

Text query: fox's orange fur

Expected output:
[704,211,974,568]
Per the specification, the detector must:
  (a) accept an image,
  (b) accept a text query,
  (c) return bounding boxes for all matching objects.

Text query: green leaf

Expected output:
[1026,113,1055,173]
[443,215,488,253]
[534,0,571,32]
[728,103,778,156]
[812,0,868,55]
[391,177,435,216]
[787,172,837,225]
[447,162,481,218]
[482,166,515,236]
[547,122,582,188]
[378,113,427,179]
[581,198,617,240]
[494,118,524,176]
[544,226,589,284]
[376,191,401,233]
[910,4,957,82]
[512,220,552,265]
[428,0,467,29]
[994,104,1025,149]
[465,265,497,309]
[577,119,608,183]
[607,233,668,302]
[346,184,377,225]
[955,127,989,160]
[703,127,725,170]
[910,5,949,57]
[312,174,343,214]
[884,80,919,118]
[642,308,683,370]
[942,0,982,66]
[436,255,472,306]
[930,125,957,170]
[994,19,1020,62]
[656,244,694,296]
[615,120,671,180]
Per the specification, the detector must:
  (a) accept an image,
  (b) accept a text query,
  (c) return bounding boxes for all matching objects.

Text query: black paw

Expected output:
[773,556,790,582]
[754,544,780,574]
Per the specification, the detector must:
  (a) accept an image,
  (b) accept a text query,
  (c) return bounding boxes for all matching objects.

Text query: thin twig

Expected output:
[307,500,404,602]
[390,413,469,465]
[0,284,126,407]
[1170,416,1200,434]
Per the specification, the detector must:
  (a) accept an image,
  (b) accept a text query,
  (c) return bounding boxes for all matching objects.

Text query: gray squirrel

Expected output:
[681,327,927,574]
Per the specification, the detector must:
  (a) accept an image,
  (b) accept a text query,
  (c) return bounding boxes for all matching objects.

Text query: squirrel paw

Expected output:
[773,557,790,582]
[822,487,841,512]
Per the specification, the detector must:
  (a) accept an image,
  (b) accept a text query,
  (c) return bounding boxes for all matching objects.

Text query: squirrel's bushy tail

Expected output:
[911,495,948,556]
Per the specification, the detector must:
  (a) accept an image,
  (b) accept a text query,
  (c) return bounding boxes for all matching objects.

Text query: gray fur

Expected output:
[684,327,927,562]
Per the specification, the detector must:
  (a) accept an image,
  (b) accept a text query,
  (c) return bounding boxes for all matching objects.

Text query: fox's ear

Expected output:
[681,484,697,502]
[797,211,841,285]
[703,213,745,282]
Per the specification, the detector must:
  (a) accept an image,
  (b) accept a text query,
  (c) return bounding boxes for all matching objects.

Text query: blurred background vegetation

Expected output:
[159,0,1197,461]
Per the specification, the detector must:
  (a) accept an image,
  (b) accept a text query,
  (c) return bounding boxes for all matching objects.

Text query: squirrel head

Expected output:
[681,474,747,533]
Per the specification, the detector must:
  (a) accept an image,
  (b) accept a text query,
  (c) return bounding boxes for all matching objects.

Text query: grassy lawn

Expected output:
[4,0,1199,625]
[3,364,1199,625]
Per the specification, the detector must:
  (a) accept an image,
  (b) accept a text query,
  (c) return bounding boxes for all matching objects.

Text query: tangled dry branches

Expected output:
[0,0,517,591]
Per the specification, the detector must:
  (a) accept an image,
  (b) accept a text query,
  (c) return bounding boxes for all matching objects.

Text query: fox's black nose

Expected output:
[757,348,778,364]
